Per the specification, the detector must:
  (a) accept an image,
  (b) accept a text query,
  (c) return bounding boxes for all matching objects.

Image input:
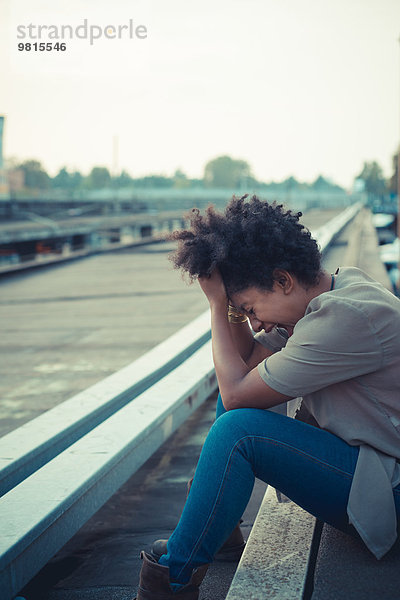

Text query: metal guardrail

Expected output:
[0,235,170,277]
[0,204,361,600]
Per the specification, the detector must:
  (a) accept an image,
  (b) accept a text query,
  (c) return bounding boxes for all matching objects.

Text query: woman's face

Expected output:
[230,280,309,336]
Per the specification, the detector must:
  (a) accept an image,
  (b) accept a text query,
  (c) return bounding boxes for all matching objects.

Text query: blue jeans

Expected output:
[159,394,400,584]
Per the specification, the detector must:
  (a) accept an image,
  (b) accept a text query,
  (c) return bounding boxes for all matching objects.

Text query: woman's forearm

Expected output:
[198,269,287,409]
[229,319,255,362]
[210,302,250,390]
[210,301,288,410]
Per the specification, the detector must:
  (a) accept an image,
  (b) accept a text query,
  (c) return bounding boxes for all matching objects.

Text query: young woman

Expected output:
[135,195,400,600]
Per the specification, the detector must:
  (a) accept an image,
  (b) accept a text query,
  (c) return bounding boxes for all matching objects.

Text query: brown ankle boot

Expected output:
[151,522,245,563]
[151,478,245,562]
[134,551,208,599]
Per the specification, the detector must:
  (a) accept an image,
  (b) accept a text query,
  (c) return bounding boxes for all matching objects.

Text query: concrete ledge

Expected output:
[344,207,392,289]
[0,310,211,496]
[0,341,217,599]
[309,202,361,253]
[226,487,320,600]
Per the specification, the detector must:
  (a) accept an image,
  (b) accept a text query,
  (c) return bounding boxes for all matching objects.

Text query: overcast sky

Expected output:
[1,0,399,188]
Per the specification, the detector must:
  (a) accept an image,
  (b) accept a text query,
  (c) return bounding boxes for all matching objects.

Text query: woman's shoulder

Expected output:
[302,267,400,352]
[335,266,392,290]
[310,267,400,314]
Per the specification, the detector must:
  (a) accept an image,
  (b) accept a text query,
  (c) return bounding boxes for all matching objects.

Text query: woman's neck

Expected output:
[307,270,334,303]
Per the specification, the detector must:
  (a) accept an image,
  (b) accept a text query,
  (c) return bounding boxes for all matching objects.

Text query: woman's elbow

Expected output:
[220,391,242,411]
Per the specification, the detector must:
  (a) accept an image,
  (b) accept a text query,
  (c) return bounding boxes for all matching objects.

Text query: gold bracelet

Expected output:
[228,314,248,323]
[228,304,248,324]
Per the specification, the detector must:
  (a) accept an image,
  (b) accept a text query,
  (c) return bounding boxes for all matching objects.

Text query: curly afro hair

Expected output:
[169,194,322,296]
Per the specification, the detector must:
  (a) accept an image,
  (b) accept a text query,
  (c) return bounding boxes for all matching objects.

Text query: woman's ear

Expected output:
[273,269,294,293]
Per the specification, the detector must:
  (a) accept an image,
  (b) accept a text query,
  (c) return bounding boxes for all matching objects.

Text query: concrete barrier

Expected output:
[0,310,211,496]
[226,487,322,600]
[0,342,217,599]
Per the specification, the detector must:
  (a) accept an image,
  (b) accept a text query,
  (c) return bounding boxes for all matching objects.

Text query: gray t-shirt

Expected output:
[255,267,400,558]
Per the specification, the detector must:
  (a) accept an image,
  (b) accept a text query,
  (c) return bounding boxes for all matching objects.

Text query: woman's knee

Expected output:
[198,410,255,468]
[213,407,249,430]
[206,410,243,448]
[209,407,297,453]
[207,408,264,447]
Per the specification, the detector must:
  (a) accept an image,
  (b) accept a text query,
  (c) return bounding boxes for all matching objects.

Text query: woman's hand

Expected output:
[198,268,228,308]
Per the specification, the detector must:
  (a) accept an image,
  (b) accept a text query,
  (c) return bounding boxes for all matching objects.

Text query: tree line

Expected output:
[6,152,399,197]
